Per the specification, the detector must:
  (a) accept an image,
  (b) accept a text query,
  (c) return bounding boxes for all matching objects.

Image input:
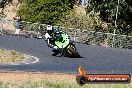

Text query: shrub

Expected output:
[17,0,73,25]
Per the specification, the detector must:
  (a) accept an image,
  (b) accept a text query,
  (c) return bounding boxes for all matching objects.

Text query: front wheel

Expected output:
[66,44,81,58]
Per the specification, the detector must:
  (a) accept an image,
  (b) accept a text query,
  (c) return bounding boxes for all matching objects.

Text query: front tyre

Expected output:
[67,45,81,58]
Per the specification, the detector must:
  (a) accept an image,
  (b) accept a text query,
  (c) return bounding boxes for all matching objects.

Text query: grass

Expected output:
[0,49,24,62]
[0,72,131,88]
[0,79,131,88]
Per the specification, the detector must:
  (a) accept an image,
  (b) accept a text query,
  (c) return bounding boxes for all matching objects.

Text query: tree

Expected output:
[86,0,132,35]
[17,0,74,25]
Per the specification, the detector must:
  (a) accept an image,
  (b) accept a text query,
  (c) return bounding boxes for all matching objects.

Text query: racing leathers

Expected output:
[45,32,60,56]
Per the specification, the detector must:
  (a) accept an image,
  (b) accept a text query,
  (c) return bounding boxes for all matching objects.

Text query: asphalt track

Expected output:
[0,35,132,74]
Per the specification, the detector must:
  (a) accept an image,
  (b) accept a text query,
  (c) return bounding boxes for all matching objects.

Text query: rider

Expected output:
[45,25,62,56]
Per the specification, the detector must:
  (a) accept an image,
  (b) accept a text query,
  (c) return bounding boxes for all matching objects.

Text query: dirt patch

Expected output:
[0,72,78,88]
[0,72,76,82]
[1,1,21,31]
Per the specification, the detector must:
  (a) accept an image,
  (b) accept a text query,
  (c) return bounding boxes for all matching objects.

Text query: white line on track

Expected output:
[31,56,39,64]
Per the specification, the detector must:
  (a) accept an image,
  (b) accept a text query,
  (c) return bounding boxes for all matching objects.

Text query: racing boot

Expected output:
[52,49,60,56]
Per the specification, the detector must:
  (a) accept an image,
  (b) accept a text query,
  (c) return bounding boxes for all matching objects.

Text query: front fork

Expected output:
[69,41,77,51]
[66,43,77,55]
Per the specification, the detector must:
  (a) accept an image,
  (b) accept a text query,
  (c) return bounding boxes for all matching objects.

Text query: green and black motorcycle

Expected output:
[54,32,81,58]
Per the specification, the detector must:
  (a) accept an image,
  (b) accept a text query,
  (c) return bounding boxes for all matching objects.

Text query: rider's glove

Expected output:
[48,44,54,48]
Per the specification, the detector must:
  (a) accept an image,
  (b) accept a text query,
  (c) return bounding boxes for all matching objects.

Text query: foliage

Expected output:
[0,0,12,21]
[0,0,12,17]
[58,10,86,29]
[57,9,109,32]
[17,0,74,25]
[0,0,12,9]
[86,0,132,35]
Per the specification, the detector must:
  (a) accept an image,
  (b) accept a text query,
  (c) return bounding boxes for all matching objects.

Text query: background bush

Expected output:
[17,0,74,25]
[86,0,132,35]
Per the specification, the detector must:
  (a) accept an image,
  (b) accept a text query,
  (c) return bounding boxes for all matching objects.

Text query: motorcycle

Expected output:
[53,32,81,58]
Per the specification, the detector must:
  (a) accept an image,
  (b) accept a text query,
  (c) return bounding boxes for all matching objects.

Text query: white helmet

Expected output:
[47,25,52,30]
[46,25,54,35]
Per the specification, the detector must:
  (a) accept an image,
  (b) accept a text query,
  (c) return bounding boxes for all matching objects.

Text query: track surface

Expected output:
[0,35,132,74]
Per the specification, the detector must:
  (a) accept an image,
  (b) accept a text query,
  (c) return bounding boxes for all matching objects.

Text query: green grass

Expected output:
[0,80,131,88]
